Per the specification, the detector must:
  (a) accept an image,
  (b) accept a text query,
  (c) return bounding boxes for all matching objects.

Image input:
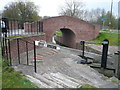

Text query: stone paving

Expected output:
[86,44,119,55]
[13,47,119,88]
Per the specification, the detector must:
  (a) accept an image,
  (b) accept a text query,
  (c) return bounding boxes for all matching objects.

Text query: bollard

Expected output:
[101,39,109,69]
[80,41,85,57]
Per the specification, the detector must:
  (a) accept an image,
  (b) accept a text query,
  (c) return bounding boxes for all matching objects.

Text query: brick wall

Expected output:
[8,21,19,30]
[43,16,100,42]
[24,21,42,32]
[9,34,46,58]
[24,16,100,48]
[24,22,37,32]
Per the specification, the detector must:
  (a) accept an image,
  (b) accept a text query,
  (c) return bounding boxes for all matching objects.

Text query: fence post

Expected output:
[17,39,20,64]
[101,39,109,69]
[26,41,29,65]
[2,37,5,58]
[34,41,37,73]
[5,38,8,61]
[8,39,12,66]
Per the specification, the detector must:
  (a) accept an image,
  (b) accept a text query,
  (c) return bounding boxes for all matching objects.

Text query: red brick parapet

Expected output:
[9,34,46,58]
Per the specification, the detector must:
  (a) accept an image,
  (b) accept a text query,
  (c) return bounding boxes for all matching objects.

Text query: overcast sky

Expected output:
[0,0,119,17]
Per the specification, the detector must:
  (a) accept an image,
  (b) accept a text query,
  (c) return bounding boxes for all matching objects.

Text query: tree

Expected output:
[59,0,85,19]
[96,11,117,29]
[118,17,120,30]
[87,8,106,23]
[87,8,117,29]
[2,1,41,21]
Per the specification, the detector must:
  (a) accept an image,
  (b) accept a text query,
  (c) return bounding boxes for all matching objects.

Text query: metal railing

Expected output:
[1,36,37,73]
[0,17,44,73]
[0,18,43,37]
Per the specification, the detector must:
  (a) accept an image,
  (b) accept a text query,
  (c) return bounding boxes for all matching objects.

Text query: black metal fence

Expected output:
[0,17,43,73]
[0,18,43,37]
[1,37,37,73]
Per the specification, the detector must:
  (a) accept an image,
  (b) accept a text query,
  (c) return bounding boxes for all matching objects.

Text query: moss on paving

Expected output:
[75,84,97,90]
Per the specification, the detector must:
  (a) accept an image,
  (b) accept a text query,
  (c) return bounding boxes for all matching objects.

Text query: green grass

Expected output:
[2,60,38,88]
[8,35,27,39]
[0,46,38,88]
[90,32,120,46]
[55,30,62,37]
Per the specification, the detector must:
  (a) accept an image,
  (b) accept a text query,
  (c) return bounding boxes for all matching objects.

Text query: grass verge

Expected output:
[90,32,120,46]
[0,46,38,88]
[2,59,38,88]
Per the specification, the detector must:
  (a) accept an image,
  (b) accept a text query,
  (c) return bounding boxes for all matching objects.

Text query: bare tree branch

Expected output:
[59,0,85,19]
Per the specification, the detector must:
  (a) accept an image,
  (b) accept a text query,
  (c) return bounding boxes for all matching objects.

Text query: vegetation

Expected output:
[59,1,118,29]
[0,47,2,89]
[56,30,119,46]
[8,33,44,39]
[86,8,118,29]
[95,11,118,29]
[95,68,114,77]
[55,30,62,37]
[0,46,38,88]
[2,1,41,21]
[59,0,85,19]
[75,84,97,90]
[8,35,28,39]
[90,32,119,46]
[2,59,38,88]
[80,84,97,88]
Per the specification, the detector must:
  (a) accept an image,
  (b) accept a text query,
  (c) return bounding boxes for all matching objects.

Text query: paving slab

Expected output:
[13,47,119,88]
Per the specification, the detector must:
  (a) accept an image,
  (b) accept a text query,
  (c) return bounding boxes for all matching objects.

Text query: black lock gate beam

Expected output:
[80,39,115,73]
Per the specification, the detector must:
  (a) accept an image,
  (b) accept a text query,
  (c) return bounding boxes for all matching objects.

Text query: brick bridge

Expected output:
[25,16,100,48]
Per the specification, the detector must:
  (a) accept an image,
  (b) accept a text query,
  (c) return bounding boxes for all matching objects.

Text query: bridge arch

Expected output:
[42,16,100,48]
[59,28,76,48]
